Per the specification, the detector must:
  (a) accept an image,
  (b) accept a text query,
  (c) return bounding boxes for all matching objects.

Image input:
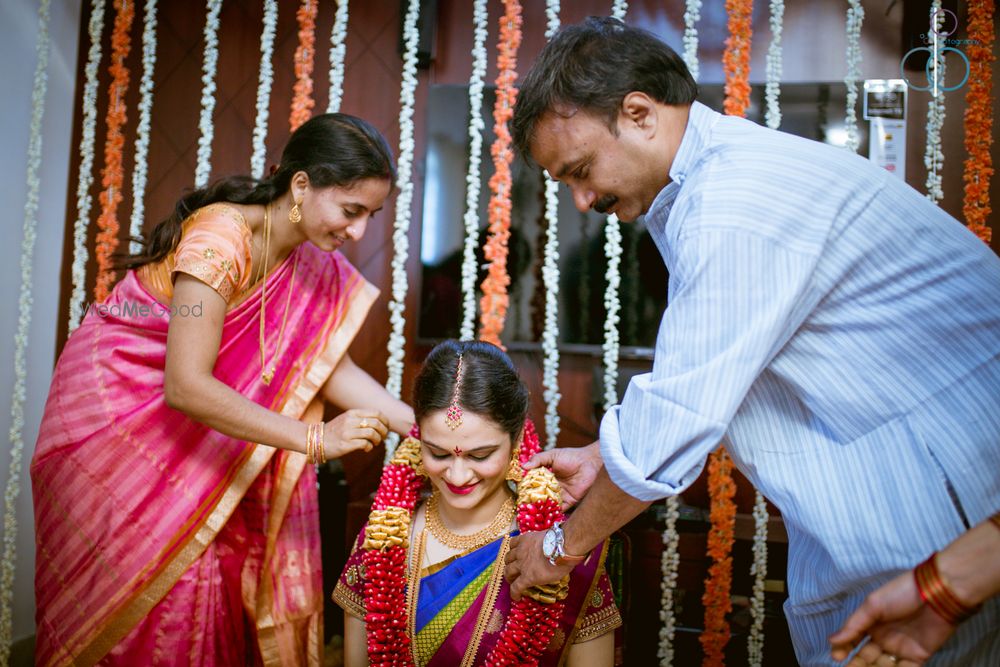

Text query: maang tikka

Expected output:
[444,354,464,430]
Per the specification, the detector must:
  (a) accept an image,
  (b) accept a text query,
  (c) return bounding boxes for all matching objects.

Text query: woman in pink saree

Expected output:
[31,113,413,667]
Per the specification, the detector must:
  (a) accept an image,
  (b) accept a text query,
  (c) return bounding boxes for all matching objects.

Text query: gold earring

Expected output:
[505,447,523,483]
[288,201,302,225]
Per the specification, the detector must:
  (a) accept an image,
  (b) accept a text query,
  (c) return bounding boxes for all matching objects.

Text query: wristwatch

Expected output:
[541,521,586,567]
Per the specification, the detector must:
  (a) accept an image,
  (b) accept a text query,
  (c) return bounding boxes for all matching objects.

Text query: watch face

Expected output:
[542,529,557,558]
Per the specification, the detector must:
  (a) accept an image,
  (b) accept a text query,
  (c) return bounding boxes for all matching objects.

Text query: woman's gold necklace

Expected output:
[426,493,516,551]
[258,203,298,385]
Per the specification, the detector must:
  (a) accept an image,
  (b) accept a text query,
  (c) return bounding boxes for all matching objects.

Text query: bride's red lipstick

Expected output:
[446,482,478,495]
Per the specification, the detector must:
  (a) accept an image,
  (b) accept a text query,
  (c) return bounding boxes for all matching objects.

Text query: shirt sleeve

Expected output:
[332,527,368,619]
[171,205,251,303]
[601,225,822,501]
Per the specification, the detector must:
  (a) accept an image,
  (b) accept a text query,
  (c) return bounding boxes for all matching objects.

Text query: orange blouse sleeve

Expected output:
[171,204,252,303]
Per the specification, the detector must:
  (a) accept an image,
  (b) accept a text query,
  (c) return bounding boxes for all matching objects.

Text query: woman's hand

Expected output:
[323,409,389,459]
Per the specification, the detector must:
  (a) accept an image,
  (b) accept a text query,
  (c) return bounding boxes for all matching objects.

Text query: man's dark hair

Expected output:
[511,16,697,161]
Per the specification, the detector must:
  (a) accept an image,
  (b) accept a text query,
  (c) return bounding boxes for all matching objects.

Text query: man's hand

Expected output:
[523,440,603,509]
[504,531,576,601]
[829,571,955,667]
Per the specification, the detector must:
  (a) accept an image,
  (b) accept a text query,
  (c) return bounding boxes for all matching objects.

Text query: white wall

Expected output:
[0,0,80,643]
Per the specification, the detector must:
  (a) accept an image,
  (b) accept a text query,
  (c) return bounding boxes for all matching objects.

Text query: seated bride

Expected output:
[334,339,622,666]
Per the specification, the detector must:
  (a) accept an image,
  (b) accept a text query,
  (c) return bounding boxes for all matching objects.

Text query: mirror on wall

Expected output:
[418,82,866,351]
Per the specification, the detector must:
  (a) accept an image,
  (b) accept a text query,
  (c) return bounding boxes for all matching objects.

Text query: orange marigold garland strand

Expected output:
[722,0,753,118]
[702,2,751,664]
[963,0,994,244]
[479,0,522,348]
[95,0,135,303]
[290,0,318,132]
[702,449,737,665]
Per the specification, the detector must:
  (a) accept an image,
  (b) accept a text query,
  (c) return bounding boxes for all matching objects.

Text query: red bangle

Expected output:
[914,553,980,625]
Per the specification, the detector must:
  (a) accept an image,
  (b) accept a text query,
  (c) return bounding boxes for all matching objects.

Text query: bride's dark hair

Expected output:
[412,340,528,443]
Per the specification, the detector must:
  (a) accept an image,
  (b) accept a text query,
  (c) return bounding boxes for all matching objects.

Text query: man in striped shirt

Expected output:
[503,17,1000,666]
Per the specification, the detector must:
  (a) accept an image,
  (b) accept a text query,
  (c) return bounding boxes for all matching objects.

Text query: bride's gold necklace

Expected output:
[258,202,297,385]
[425,493,516,551]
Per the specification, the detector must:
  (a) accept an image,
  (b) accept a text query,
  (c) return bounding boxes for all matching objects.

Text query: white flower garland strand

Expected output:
[657,495,681,666]
[843,0,864,153]
[326,0,349,113]
[1,0,51,658]
[924,1,946,203]
[611,0,627,21]
[747,491,770,666]
[68,0,107,332]
[194,0,223,188]
[764,0,784,130]
[459,0,489,342]
[682,0,702,82]
[129,0,159,254]
[539,0,562,450]
[602,1,627,412]
[384,0,422,461]
[250,0,278,179]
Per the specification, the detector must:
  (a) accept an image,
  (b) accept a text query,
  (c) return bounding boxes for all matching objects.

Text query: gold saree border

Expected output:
[256,277,379,667]
[68,274,378,667]
[556,540,611,667]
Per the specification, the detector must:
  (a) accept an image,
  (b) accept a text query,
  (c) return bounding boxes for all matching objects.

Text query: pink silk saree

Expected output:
[31,241,377,667]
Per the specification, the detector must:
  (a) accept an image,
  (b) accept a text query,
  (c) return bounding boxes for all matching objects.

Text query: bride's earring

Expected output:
[505,446,523,483]
[288,200,302,225]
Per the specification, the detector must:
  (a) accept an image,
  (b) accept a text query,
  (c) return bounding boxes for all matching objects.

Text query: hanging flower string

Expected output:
[363,422,567,666]
[722,0,752,118]
[541,0,562,449]
[702,3,752,663]
[384,0,422,461]
[843,0,864,153]
[657,496,681,666]
[747,492,769,666]
[682,0,702,81]
[963,0,994,243]
[459,0,489,342]
[1,0,52,659]
[702,449,737,666]
[290,0,317,131]
[194,0,222,188]
[95,0,136,303]
[924,1,947,204]
[764,0,784,130]
[68,0,107,330]
[478,0,523,348]
[326,0,349,113]
[601,0,627,414]
[129,0,158,254]
[250,0,278,178]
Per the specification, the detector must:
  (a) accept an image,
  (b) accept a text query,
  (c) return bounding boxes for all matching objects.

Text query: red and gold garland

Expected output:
[963,0,994,244]
[479,0,523,348]
[362,420,567,666]
[290,0,317,132]
[722,0,753,118]
[701,2,752,664]
[94,0,135,303]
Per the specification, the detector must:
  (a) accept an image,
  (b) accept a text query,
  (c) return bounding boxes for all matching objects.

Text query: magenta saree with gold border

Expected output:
[31,241,376,667]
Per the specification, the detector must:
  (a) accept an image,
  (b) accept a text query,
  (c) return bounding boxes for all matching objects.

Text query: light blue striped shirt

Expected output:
[599,102,1000,665]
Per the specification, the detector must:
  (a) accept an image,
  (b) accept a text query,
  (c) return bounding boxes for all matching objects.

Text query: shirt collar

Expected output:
[646,101,720,221]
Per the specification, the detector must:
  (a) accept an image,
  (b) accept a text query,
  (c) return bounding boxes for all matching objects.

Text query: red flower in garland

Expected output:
[94,0,135,303]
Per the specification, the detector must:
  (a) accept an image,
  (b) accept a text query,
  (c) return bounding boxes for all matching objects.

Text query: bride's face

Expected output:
[419,409,516,512]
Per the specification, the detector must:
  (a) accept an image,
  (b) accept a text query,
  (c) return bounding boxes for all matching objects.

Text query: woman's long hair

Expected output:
[121,113,396,269]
